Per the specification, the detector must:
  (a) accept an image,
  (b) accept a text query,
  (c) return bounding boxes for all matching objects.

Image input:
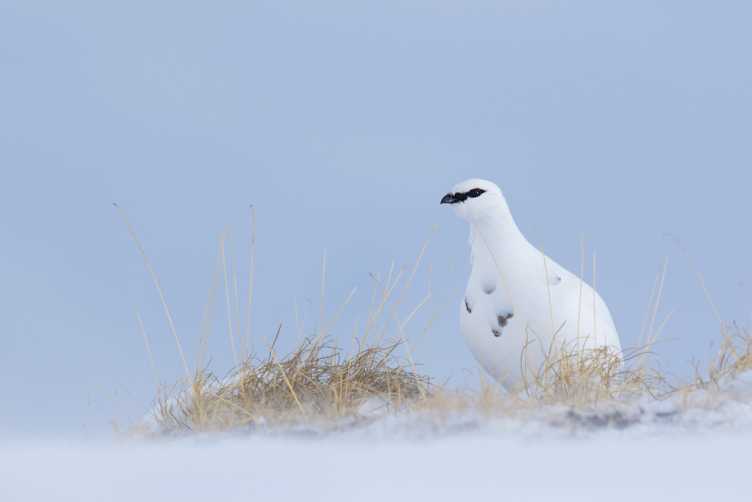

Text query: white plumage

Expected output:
[442,179,622,389]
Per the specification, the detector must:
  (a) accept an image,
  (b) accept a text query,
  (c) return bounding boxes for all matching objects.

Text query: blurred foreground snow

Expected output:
[5,375,752,501]
[2,431,750,502]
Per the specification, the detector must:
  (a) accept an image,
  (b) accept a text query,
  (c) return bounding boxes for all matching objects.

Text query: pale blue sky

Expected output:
[2,1,751,433]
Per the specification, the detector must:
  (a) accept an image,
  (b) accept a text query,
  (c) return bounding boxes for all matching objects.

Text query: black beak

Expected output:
[441,193,457,205]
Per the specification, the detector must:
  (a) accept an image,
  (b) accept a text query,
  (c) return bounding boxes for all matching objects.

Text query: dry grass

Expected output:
[140,321,752,436]
[696,324,752,390]
[520,343,669,406]
[119,207,437,435]
[147,337,680,434]
[120,209,752,436]
[154,336,430,433]
[407,344,670,423]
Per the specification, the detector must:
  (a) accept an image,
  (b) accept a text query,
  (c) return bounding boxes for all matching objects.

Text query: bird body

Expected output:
[442,179,622,389]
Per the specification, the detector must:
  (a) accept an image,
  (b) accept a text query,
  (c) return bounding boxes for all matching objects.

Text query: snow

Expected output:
[5,374,752,501]
[2,432,750,502]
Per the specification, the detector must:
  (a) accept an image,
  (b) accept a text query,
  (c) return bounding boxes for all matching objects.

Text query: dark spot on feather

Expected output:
[498,312,514,327]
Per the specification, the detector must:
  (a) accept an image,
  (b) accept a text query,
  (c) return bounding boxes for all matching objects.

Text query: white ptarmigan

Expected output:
[441,179,622,389]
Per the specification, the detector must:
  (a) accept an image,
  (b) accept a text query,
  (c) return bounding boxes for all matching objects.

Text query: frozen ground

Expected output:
[5,376,752,501]
[2,430,750,502]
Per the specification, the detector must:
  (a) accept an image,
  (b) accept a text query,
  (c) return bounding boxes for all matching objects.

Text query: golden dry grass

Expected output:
[521,344,669,406]
[154,336,430,433]
[119,209,752,436]
[407,344,668,422]
[694,324,752,390]
[117,205,436,434]
[146,337,683,434]
[139,322,752,435]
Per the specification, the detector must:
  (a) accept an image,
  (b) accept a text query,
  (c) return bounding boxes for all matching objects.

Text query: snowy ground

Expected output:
[5,375,752,501]
[3,423,751,502]
[2,433,750,501]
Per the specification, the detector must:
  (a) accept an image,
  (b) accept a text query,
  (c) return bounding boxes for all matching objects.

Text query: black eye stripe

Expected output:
[445,188,486,204]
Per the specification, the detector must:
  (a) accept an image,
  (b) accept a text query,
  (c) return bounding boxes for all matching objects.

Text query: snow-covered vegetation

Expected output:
[80,214,752,502]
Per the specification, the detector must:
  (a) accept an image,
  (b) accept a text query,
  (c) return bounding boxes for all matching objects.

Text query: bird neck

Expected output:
[469,210,530,268]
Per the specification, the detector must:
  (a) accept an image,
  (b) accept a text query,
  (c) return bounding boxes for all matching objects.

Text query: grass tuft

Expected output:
[153,337,431,434]
[120,210,752,436]
[525,340,673,405]
[697,324,752,390]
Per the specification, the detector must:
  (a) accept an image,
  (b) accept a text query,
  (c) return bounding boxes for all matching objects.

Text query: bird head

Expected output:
[441,179,507,222]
